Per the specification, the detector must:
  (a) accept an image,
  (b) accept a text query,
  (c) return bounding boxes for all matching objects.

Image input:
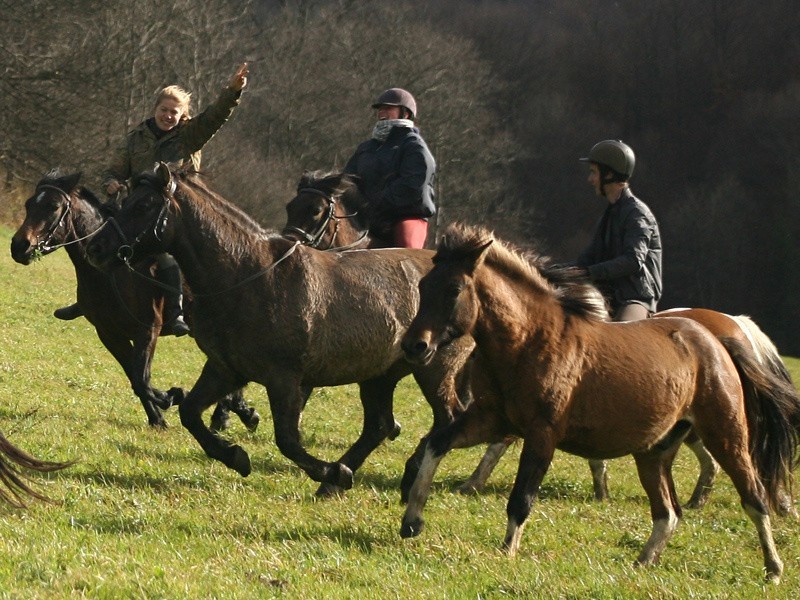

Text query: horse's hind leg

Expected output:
[588,459,610,501]
[696,428,783,582]
[683,431,719,509]
[179,362,251,476]
[316,376,400,497]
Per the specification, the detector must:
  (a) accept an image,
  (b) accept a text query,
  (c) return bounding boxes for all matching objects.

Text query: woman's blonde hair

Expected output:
[154,85,192,118]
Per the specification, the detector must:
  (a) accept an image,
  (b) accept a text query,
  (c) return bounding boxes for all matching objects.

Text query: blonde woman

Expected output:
[55,63,249,335]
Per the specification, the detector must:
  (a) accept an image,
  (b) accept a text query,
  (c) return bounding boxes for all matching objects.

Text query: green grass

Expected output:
[1,225,799,599]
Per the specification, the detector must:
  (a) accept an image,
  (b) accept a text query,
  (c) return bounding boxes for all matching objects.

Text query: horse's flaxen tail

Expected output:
[732,315,794,386]
[0,430,72,508]
[720,337,800,512]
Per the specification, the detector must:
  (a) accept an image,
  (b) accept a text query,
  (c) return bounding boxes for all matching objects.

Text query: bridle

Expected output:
[109,178,301,297]
[32,184,105,253]
[110,180,175,264]
[282,188,368,251]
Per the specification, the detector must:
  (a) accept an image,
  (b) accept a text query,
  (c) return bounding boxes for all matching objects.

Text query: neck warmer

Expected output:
[371,118,414,142]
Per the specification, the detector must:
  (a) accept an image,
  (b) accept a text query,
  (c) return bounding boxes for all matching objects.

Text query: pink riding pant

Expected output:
[393,219,429,249]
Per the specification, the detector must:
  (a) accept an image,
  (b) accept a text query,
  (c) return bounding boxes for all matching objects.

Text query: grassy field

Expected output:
[0,224,798,599]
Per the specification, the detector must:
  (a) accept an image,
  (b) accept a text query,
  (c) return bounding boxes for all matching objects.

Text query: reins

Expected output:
[34,185,107,253]
[283,187,368,251]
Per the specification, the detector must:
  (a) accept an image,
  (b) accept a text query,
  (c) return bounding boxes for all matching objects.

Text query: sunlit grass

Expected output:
[1,226,798,598]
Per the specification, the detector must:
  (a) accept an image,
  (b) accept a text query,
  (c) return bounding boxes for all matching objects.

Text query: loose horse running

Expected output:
[282,171,796,511]
[85,163,472,498]
[10,170,258,431]
[400,223,799,583]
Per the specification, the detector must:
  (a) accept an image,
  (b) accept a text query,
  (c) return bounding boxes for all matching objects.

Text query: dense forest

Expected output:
[2,0,799,352]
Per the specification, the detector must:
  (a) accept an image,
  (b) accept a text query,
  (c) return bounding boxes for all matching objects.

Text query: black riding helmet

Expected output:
[371,88,417,120]
[580,140,635,182]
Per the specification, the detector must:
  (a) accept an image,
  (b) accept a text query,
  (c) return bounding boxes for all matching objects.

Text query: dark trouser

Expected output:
[612,302,651,322]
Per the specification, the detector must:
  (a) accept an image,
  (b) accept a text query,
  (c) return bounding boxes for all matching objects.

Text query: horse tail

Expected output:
[0,430,72,507]
[719,337,800,512]
[732,315,794,385]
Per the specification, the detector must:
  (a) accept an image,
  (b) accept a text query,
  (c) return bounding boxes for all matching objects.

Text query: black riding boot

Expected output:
[157,265,190,337]
[54,302,84,320]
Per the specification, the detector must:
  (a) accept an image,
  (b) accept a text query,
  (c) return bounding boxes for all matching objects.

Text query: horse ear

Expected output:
[155,162,173,191]
[60,171,82,192]
[468,239,494,272]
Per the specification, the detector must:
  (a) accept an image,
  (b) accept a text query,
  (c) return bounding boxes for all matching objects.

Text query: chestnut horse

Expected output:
[0,430,71,507]
[400,223,799,583]
[85,163,472,499]
[10,170,259,431]
[282,172,796,512]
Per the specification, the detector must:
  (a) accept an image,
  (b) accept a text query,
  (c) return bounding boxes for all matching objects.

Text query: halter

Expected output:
[33,184,106,253]
[282,188,366,251]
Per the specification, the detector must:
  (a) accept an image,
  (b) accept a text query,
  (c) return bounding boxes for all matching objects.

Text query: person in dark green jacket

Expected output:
[573,140,663,322]
[54,63,249,335]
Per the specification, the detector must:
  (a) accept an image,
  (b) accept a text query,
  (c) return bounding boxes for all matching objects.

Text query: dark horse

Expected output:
[0,430,71,507]
[400,223,799,583]
[281,171,797,512]
[10,170,259,431]
[85,163,473,498]
[282,171,373,250]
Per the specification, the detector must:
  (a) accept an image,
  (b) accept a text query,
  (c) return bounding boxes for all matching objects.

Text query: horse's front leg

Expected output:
[458,441,513,494]
[503,430,557,556]
[266,377,353,490]
[96,328,166,428]
[179,362,251,476]
[316,376,401,497]
[588,459,610,501]
[401,403,507,539]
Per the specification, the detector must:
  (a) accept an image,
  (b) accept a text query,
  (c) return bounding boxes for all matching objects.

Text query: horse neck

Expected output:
[471,259,564,356]
[168,189,279,293]
[65,193,106,266]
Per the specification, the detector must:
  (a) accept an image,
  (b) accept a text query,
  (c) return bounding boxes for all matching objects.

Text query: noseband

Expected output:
[282,188,339,249]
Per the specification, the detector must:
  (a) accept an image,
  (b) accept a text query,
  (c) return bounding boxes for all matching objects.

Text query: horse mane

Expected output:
[149,165,281,259]
[40,169,114,217]
[437,223,609,321]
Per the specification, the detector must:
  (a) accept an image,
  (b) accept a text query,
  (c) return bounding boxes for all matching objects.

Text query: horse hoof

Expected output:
[229,445,251,477]
[149,419,168,429]
[388,420,401,440]
[244,410,260,432]
[400,517,424,538]
[210,413,230,433]
[315,483,344,498]
[325,463,353,489]
[167,387,186,406]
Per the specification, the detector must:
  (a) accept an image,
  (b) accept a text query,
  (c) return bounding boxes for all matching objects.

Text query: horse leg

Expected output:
[211,388,260,433]
[266,378,353,490]
[695,426,783,582]
[587,459,610,501]
[316,376,400,497]
[458,441,512,494]
[631,448,683,568]
[96,328,166,428]
[401,403,507,539]
[503,431,557,557]
[683,430,719,509]
[178,362,251,476]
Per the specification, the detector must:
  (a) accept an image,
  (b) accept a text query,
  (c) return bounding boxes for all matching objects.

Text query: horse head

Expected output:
[10,170,97,265]
[282,171,369,249]
[402,225,493,365]
[86,162,176,271]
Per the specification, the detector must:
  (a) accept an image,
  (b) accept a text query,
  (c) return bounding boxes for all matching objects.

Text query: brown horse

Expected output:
[10,170,259,431]
[282,171,373,250]
[463,308,797,513]
[400,223,799,583]
[282,172,796,512]
[84,163,473,499]
[0,430,71,507]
